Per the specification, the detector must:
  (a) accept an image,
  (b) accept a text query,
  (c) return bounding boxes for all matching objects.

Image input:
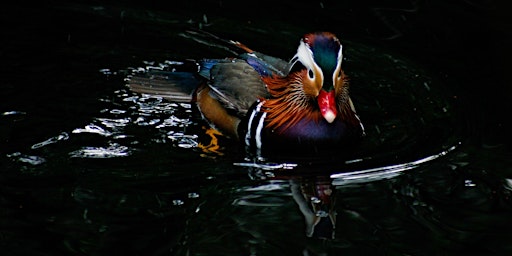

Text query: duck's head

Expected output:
[288,32,347,123]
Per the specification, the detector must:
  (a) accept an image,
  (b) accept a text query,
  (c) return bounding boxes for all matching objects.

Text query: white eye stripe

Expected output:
[296,41,314,70]
[332,46,343,83]
[295,40,323,82]
[338,45,343,63]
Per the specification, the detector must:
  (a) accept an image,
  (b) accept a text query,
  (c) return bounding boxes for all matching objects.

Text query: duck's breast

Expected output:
[240,102,363,157]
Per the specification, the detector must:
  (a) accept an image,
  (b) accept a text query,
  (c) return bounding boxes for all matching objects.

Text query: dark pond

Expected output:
[2,1,512,255]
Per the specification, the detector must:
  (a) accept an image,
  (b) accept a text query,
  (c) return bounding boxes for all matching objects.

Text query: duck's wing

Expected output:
[200,58,269,116]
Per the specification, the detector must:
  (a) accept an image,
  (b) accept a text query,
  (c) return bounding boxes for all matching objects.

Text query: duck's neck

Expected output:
[261,73,359,132]
[261,74,321,131]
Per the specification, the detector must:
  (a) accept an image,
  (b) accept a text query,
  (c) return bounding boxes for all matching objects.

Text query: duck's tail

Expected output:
[126,60,200,102]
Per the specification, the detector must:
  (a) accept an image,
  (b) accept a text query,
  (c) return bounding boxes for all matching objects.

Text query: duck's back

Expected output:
[198,59,270,116]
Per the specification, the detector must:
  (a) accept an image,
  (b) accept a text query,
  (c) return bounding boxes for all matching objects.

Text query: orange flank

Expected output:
[195,84,241,139]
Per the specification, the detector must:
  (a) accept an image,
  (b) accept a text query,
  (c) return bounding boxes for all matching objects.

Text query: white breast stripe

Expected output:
[245,101,263,147]
[245,110,256,146]
[255,112,267,156]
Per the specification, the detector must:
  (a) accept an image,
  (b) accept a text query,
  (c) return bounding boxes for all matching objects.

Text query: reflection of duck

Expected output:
[290,177,336,240]
[128,30,364,156]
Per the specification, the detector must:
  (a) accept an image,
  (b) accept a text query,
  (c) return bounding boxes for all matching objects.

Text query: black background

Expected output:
[2,0,511,149]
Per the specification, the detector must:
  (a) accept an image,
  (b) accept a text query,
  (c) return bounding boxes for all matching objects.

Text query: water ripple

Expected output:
[156,116,192,128]
[331,143,460,185]
[167,131,198,148]
[72,124,113,137]
[234,143,460,184]
[96,117,131,129]
[31,132,70,149]
[69,143,132,158]
[1,110,27,116]
[6,152,47,165]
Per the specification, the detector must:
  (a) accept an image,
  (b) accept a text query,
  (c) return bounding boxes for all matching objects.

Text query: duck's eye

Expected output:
[308,69,314,79]
[337,70,343,78]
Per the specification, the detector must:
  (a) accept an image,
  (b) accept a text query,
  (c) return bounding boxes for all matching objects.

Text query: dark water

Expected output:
[2,1,512,255]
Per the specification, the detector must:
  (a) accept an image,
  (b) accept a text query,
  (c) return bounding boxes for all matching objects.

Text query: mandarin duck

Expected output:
[128,30,364,157]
